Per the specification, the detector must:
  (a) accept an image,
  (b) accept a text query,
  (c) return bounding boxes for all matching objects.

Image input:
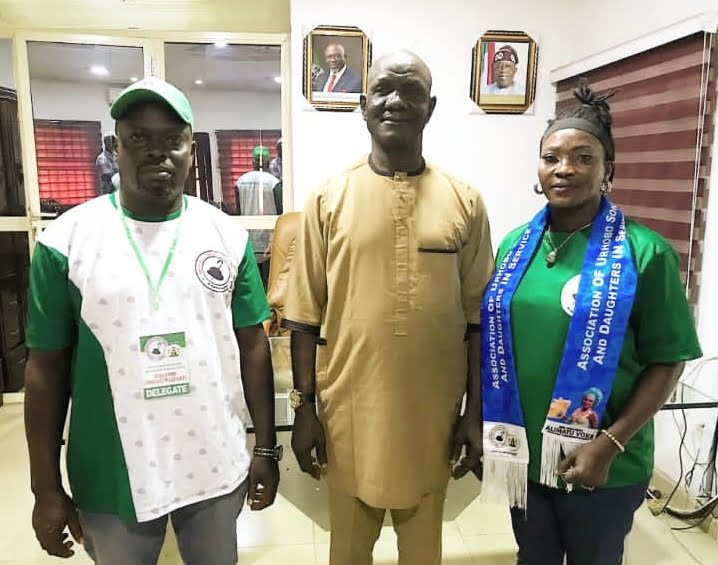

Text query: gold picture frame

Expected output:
[303,25,371,112]
[471,30,538,114]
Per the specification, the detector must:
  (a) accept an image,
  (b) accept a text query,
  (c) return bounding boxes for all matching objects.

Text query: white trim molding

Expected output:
[550,12,718,84]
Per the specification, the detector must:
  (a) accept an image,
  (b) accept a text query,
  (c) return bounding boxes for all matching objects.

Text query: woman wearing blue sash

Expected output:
[480,80,702,564]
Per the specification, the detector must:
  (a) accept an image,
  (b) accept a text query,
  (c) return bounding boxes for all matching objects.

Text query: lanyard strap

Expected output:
[118,196,186,310]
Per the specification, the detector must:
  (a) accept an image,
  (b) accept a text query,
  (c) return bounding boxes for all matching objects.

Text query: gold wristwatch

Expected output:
[289,389,316,411]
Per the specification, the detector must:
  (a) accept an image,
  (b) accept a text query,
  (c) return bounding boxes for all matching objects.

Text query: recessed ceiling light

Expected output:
[91,65,109,76]
[130,76,139,82]
[274,76,282,84]
[214,40,228,48]
[194,79,204,86]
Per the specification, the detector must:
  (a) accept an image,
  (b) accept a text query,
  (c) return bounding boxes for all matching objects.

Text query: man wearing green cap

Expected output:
[235,145,281,256]
[24,76,281,564]
[235,145,280,217]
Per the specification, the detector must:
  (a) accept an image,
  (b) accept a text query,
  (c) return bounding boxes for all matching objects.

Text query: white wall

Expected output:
[31,79,114,132]
[558,0,717,65]
[291,0,718,491]
[291,0,572,247]
[29,80,282,199]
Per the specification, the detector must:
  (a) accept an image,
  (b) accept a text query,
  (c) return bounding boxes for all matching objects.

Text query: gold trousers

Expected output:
[328,484,447,565]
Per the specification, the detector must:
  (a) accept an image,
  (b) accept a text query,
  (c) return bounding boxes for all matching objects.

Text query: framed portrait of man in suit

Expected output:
[303,25,371,111]
[470,30,538,114]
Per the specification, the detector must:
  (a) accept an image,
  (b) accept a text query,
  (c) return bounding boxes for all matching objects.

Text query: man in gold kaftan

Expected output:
[285,51,494,565]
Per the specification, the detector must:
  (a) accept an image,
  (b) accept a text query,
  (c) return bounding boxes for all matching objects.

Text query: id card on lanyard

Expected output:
[117,194,192,400]
[140,332,190,399]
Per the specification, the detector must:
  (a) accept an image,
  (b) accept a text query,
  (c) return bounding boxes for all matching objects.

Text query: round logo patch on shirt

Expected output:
[560,274,581,317]
[145,335,168,361]
[195,251,232,292]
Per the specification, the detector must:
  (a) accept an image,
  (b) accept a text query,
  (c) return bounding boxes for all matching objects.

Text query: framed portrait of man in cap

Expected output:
[471,30,538,114]
[303,25,372,111]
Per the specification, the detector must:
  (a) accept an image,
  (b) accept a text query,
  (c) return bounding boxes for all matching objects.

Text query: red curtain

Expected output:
[215,129,281,212]
[34,120,102,207]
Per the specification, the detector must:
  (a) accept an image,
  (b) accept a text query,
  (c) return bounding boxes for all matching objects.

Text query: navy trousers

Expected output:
[510,481,648,565]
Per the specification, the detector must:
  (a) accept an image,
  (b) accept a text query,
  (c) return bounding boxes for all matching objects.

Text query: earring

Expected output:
[533,183,544,195]
[600,180,613,194]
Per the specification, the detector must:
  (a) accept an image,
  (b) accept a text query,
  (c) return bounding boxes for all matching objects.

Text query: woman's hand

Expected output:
[556,433,621,489]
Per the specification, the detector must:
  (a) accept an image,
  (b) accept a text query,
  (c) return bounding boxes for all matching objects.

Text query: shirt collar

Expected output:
[367,156,426,177]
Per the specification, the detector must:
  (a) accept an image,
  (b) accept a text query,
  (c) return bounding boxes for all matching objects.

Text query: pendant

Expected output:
[546,250,557,267]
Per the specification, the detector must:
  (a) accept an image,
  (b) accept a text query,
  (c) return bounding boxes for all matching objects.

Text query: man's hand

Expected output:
[32,490,83,558]
[450,413,483,480]
[556,433,620,489]
[291,405,327,480]
[247,456,280,511]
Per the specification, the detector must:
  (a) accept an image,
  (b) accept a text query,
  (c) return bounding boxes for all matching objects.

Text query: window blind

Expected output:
[555,32,715,305]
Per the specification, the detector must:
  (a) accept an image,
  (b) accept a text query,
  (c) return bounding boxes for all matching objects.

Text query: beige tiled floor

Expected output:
[1,401,716,564]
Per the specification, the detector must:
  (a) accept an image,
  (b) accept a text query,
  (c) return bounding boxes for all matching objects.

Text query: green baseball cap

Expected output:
[110,77,194,130]
[253,146,270,161]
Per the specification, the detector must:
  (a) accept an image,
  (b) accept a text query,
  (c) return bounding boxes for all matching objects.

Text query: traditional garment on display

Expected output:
[481,199,702,509]
[285,159,494,509]
[26,193,269,522]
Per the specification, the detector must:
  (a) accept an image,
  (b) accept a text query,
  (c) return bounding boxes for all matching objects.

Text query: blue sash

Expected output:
[480,198,637,507]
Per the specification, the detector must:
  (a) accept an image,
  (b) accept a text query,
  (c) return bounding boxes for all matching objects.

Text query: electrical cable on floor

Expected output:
[656,362,718,539]
[662,348,718,562]
[665,494,718,521]
[698,407,718,498]
[670,505,717,531]
[657,358,718,517]
[658,406,689,515]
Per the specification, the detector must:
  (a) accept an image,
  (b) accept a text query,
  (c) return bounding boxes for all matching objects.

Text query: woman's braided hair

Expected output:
[545,78,616,163]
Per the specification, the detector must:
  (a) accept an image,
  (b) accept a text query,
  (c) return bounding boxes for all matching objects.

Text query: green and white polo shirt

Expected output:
[27,193,270,523]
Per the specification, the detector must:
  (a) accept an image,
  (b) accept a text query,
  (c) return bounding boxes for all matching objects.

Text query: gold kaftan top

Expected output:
[285,159,494,508]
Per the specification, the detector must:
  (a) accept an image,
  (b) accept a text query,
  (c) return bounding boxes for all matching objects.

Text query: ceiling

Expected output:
[166,43,281,92]
[0,0,289,33]
[27,41,281,92]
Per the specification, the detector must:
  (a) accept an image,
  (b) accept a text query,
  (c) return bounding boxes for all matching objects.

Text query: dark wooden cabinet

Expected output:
[0,88,24,216]
[0,232,28,400]
[0,87,28,403]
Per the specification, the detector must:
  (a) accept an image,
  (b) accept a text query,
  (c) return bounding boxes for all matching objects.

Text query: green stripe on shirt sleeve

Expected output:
[232,240,270,328]
[26,242,75,349]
